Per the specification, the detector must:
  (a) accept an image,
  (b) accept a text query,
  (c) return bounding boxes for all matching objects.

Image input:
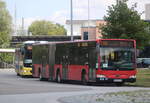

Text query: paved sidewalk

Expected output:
[0,87,150,103]
[59,89,150,103]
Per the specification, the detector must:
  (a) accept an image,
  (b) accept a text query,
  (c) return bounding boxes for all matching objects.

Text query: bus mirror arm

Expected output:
[67,62,70,65]
[85,62,89,65]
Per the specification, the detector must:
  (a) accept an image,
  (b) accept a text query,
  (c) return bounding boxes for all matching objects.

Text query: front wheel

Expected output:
[82,73,87,85]
[56,72,61,83]
[39,72,44,81]
[17,73,20,76]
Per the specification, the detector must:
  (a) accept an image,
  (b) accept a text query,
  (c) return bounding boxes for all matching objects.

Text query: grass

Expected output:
[106,90,150,96]
[96,90,150,103]
[128,68,150,87]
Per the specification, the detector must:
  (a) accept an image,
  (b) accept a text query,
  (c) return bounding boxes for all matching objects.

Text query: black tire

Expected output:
[82,73,87,85]
[56,72,61,83]
[39,72,44,81]
[21,75,24,78]
[39,72,48,81]
[17,73,20,76]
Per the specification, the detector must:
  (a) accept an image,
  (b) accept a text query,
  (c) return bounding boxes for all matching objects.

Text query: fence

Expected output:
[0,61,15,69]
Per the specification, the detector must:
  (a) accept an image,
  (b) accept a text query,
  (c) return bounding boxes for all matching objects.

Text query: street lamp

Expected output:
[70,0,73,41]
[88,0,90,40]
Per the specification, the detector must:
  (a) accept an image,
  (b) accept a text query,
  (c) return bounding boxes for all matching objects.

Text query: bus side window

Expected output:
[89,48,96,68]
[78,47,88,65]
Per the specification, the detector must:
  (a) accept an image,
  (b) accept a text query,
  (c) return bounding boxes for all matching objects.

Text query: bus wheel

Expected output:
[56,72,61,83]
[17,73,20,76]
[21,75,25,78]
[82,73,87,85]
[39,72,44,81]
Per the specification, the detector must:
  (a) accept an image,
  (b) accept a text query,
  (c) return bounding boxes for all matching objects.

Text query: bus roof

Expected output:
[23,41,48,45]
[23,41,36,44]
[33,39,135,46]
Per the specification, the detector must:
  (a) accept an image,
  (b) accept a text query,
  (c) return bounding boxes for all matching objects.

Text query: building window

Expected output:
[83,32,88,40]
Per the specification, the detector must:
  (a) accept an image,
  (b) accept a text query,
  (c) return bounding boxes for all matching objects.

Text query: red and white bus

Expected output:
[32,39,136,85]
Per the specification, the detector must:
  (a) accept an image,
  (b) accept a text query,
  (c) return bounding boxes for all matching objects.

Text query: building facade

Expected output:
[66,19,106,40]
[145,4,150,20]
[66,20,97,36]
[81,27,96,40]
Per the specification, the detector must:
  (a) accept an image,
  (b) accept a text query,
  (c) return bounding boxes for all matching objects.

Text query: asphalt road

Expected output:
[0,69,150,103]
[0,69,92,95]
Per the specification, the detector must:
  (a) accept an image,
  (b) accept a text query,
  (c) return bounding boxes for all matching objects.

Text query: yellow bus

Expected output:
[15,41,35,77]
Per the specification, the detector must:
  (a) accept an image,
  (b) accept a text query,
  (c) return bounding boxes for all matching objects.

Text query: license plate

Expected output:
[114,79,122,82]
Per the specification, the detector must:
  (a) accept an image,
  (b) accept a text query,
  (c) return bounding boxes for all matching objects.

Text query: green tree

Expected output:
[0,0,12,48]
[0,53,13,63]
[101,0,150,49]
[0,0,12,64]
[28,20,67,36]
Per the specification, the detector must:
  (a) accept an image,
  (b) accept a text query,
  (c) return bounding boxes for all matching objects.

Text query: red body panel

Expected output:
[33,64,136,81]
[68,65,89,81]
[44,64,50,78]
[53,64,89,81]
[96,69,137,79]
[33,64,42,77]
[33,64,50,78]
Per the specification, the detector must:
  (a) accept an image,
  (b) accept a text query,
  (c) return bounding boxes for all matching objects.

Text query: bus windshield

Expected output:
[25,50,32,59]
[23,48,32,67]
[24,59,32,67]
[100,47,135,70]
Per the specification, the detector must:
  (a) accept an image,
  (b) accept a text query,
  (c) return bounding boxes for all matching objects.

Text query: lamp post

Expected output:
[14,3,17,36]
[88,0,90,40]
[70,0,73,41]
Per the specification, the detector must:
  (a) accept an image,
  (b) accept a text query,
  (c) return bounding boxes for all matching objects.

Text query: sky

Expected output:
[3,0,150,29]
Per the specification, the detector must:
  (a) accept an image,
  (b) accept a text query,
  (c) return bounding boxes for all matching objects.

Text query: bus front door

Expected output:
[62,56,68,80]
[88,48,96,81]
[48,45,55,81]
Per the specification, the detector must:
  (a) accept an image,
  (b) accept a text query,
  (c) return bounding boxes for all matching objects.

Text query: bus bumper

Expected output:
[20,67,32,76]
[96,78,136,83]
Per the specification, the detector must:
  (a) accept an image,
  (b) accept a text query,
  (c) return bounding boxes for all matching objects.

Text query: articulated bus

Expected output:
[32,39,136,85]
[15,41,35,77]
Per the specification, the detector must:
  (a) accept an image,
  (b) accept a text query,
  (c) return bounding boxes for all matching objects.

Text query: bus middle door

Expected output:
[42,56,47,78]
[62,55,68,80]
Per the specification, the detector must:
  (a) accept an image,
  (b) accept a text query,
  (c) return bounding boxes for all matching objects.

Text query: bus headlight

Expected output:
[97,75,106,78]
[129,75,136,78]
[24,70,27,72]
[97,75,108,80]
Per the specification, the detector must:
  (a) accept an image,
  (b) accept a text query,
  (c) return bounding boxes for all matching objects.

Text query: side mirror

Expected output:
[20,48,24,55]
[96,44,100,52]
